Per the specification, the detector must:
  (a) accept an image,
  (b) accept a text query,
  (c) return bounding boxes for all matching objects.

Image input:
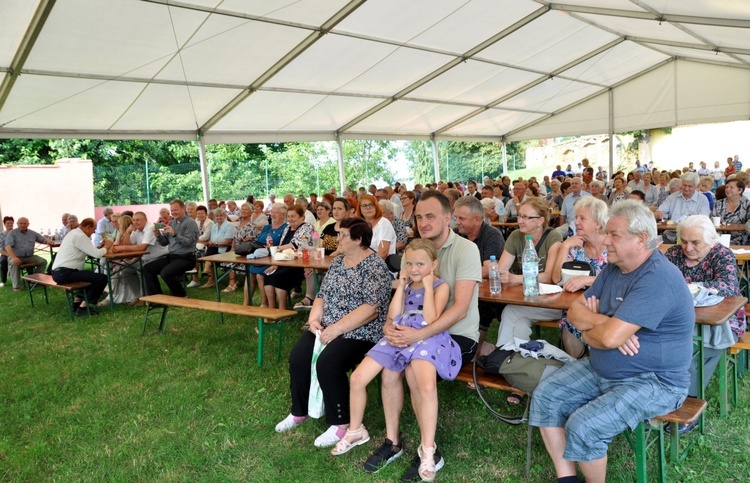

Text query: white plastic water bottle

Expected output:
[311,231,321,259]
[522,234,540,296]
[488,255,501,295]
[54,229,60,242]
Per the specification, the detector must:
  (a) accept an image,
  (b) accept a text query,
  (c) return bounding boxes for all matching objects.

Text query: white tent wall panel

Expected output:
[1,0,42,67]
[477,11,618,73]
[112,84,243,131]
[215,0,353,26]
[646,0,750,19]
[575,13,703,44]
[505,93,609,141]
[562,41,669,87]
[266,35,451,96]
[153,18,311,86]
[352,100,477,134]
[674,61,750,125]
[0,75,146,130]
[613,62,675,132]
[334,0,541,54]
[211,91,382,132]
[498,78,602,113]
[444,108,546,137]
[24,0,199,79]
[408,61,542,105]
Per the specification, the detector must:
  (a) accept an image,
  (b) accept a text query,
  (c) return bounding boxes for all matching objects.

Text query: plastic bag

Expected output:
[308,331,326,418]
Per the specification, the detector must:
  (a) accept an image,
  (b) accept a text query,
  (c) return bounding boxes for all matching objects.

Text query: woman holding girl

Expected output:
[331,239,460,482]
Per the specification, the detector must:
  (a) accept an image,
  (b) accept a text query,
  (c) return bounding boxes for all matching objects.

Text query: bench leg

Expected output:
[142,304,169,335]
[633,422,648,483]
[718,350,729,418]
[257,318,265,366]
[26,282,35,308]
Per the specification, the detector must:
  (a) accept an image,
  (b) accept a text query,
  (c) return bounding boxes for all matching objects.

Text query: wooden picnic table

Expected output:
[102,250,150,312]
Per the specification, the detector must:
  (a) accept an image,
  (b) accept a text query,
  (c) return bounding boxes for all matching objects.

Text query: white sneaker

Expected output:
[314,425,342,448]
[275,413,306,433]
[186,280,201,288]
[0,282,4,287]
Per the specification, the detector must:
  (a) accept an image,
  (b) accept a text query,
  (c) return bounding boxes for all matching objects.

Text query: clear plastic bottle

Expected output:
[488,255,501,295]
[266,233,273,248]
[522,234,540,296]
[311,231,321,259]
[54,229,60,242]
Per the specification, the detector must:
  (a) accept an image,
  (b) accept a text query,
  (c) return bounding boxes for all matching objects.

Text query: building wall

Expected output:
[0,158,94,234]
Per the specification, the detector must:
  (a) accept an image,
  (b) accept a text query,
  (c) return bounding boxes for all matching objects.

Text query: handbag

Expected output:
[308,331,326,418]
[235,239,266,256]
[476,347,564,394]
[560,260,594,284]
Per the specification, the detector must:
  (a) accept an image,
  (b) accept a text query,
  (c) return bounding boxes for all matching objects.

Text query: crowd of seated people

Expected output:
[6,155,750,481]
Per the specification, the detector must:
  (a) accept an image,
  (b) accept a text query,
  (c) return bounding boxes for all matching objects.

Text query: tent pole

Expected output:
[502,141,508,177]
[336,134,346,195]
[431,136,440,183]
[608,90,614,176]
[198,134,210,205]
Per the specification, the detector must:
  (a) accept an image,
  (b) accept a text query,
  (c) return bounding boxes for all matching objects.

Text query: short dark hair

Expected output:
[196,205,207,213]
[80,218,96,229]
[340,217,372,248]
[727,178,745,192]
[3,216,14,223]
[289,204,306,218]
[170,198,185,208]
[334,197,351,212]
[630,190,646,201]
[418,190,451,214]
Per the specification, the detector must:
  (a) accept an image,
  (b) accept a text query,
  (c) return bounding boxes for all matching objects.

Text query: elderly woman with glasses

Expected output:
[356,194,396,260]
[275,218,392,449]
[665,215,746,431]
[491,197,562,404]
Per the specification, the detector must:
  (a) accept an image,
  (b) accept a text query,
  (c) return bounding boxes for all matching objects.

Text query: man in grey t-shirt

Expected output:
[4,217,50,291]
[530,201,693,482]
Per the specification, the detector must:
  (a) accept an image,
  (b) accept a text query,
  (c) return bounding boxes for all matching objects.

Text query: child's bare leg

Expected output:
[347,356,385,433]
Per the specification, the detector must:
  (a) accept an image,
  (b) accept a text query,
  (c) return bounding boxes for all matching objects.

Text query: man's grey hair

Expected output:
[296,196,308,207]
[609,200,658,249]
[678,215,719,245]
[103,207,113,215]
[668,178,682,190]
[453,194,484,217]
[681,172,700,186]
[67,214,78,222]
[589,179,605,190]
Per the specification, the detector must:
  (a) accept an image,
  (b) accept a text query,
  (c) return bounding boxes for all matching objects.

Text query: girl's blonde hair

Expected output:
[404,238,440,278]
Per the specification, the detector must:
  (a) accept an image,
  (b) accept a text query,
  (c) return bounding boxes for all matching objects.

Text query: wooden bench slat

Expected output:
[22,273,91,291]
[139,295,297,321]
[653,397,707,425]
[456,363,528,395]
[729,331,750,353]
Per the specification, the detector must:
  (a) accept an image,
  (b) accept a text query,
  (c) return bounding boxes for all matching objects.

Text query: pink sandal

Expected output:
[418,444,437,482]
[331,425,370,456]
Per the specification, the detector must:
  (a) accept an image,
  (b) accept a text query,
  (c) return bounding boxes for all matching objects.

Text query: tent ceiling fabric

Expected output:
[1,0,750,143]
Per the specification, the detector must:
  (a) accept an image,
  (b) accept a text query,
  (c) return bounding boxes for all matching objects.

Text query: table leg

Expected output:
[213,262,223,324]
[106,259,114,313]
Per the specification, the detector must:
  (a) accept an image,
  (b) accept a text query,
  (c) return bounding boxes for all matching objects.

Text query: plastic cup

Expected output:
[719,234,731,247]
[270,246,278,256]
[712,216,720,227]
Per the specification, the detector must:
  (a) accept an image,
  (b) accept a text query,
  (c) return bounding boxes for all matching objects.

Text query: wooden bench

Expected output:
[139,295,298,365]
[458,361,707,483]
[21,273,92,321]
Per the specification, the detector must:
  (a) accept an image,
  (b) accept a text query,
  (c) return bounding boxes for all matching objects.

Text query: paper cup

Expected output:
[317,247,325,259]
[712,216,720,227]
[269,246,278,256]
[719,234,731,248]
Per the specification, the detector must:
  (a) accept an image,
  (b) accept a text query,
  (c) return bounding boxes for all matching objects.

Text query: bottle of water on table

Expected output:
[522,234,540,296]
[488,255,501,295]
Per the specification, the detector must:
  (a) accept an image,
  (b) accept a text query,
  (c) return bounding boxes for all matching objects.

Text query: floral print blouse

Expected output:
[665,243,746,340]
[560,245,608,340]
[316,252,392,343]
[712,197,750,245]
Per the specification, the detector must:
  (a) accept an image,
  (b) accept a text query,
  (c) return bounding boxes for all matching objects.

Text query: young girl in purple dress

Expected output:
[331,239,461,480]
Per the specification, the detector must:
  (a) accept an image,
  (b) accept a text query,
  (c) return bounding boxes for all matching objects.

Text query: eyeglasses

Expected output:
[337,232,352,239]
[518,215,542,220]
[360,203,375,209]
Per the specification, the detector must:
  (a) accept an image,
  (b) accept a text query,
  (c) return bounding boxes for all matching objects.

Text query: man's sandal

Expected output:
[418,444,437,482]
[507,392,524,405]
[331,426,370,456]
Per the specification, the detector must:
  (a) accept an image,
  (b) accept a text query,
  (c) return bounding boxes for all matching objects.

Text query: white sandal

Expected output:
[330,425,370,456]
[418,444,437,482]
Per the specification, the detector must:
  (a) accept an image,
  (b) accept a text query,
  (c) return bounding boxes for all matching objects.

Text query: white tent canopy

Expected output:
[2,0,750,145]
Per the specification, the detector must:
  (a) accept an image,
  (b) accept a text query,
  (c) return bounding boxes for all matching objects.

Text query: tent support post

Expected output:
[608,89,614,176]
[431,136,440,183]
[502,141,508,177]
[198,134,210,205]
[336,134,346,195]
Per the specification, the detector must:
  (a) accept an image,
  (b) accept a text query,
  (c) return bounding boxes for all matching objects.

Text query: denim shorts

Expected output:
[529,359,687,461]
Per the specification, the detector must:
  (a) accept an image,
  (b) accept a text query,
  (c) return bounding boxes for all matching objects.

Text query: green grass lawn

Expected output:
[1,276,749,482]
